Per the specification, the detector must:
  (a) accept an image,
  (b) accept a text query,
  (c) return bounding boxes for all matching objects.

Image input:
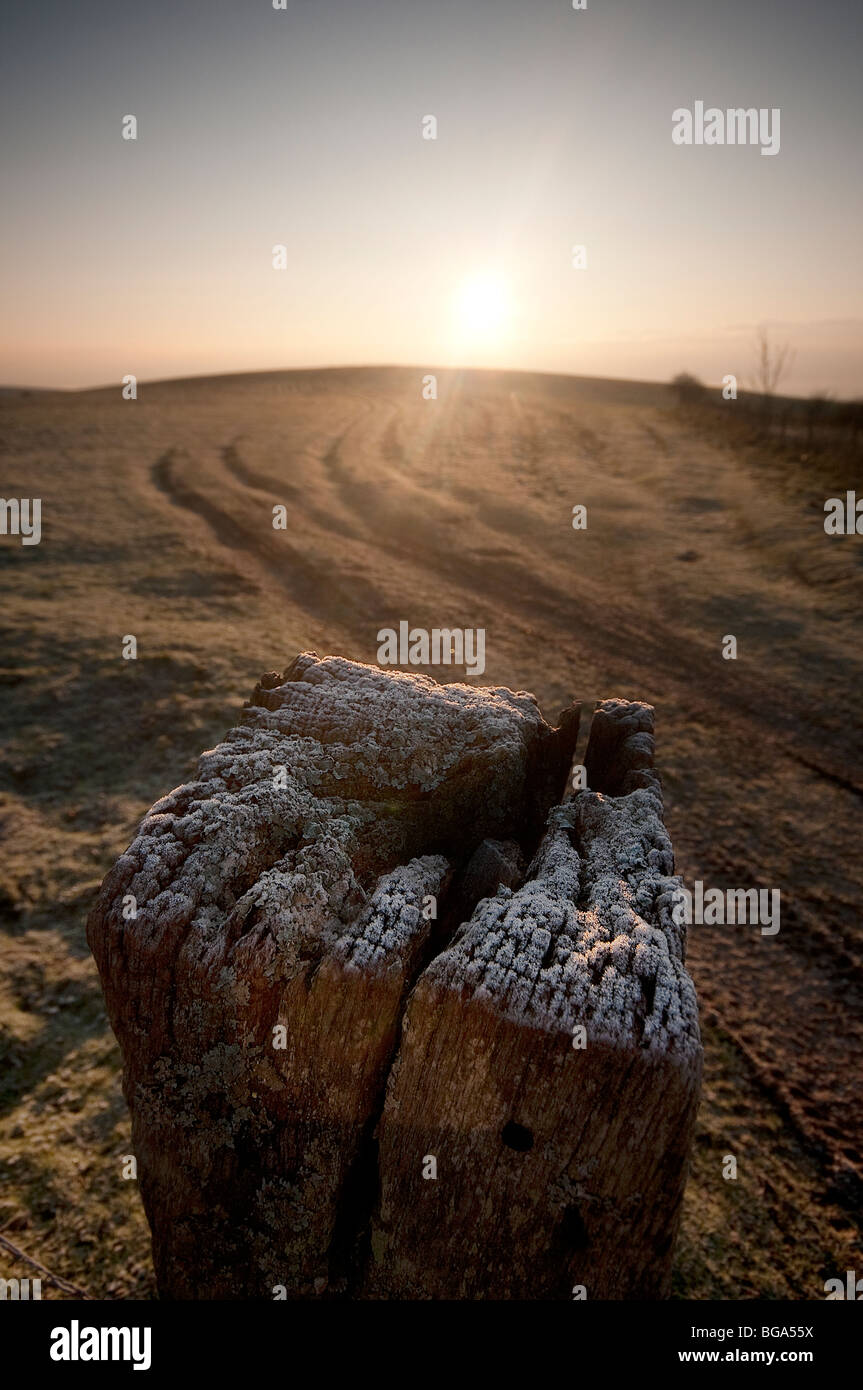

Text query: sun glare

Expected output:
[453,273,511,345]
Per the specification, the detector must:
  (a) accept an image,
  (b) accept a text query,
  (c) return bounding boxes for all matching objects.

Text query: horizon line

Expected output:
[2,362,856,405]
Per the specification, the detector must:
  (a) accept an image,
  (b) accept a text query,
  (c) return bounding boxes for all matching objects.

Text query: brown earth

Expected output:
[0,365,860,1298]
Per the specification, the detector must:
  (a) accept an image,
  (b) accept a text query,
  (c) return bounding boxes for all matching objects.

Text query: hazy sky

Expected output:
[2,0,861,394]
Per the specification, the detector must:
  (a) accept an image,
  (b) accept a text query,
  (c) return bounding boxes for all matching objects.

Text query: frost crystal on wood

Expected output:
[88,656,700,1300]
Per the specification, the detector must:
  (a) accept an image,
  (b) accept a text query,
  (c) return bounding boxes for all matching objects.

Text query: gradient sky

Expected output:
[2,0,861,394]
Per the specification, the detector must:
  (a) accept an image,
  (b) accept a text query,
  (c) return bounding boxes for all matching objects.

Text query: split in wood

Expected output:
[88,654,701,1300]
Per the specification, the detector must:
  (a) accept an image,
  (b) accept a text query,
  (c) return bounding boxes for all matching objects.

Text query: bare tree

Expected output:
[753,323,795,404]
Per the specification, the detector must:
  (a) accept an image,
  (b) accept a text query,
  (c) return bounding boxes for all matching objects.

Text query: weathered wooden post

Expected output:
[88,656,700,1299]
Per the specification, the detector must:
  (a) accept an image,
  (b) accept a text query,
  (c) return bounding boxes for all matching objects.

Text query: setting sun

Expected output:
[453,272,511,345]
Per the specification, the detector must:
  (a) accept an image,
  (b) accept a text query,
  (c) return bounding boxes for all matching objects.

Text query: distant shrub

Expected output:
[843,399,863,445]
[805,392,831,448]
[671,372,707,406]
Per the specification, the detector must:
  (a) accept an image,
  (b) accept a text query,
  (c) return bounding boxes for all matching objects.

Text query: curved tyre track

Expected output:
[150,447,392,629]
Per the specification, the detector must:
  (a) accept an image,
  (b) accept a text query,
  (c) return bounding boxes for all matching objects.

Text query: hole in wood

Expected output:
[501,1121,534,1152]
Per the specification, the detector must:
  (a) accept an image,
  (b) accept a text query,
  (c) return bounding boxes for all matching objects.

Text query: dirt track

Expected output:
[1,366,860,1296]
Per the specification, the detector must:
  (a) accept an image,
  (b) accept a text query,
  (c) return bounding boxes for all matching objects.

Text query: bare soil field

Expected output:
[1,365,860,1298]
